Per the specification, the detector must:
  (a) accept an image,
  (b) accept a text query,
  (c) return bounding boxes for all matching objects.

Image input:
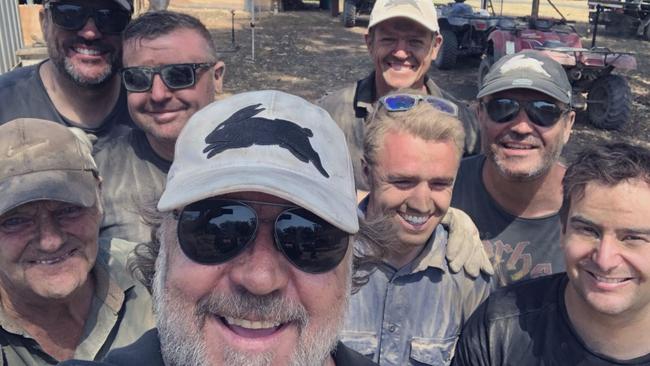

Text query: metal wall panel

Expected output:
[0,1,24,74]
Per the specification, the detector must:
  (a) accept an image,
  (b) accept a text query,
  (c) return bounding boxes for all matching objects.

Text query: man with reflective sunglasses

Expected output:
[319,0,481,194]
[94,11,225,245]
[0,0,134,151]
[0,118,154,366]
[340,93,491,365]
[60,90,378,366]
[451,50,576,287]
[453,142,650,366]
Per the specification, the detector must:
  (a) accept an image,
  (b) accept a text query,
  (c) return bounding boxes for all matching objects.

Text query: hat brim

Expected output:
[0,170,98,216]
[477,76,571,105]
[157,165,359,234]
[369,14,439,33]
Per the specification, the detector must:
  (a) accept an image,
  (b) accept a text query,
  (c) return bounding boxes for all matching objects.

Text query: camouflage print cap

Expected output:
[0,119,99,216]
[478,49,572,105]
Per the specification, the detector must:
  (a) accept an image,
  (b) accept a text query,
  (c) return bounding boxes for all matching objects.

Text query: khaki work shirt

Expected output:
[318,71,480,191]
[0,239,154,366]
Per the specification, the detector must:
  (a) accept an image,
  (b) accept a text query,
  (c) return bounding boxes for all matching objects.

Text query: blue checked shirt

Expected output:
[343,203,491,365]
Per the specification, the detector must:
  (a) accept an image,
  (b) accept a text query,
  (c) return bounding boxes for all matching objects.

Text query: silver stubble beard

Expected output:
[152,220,351,366]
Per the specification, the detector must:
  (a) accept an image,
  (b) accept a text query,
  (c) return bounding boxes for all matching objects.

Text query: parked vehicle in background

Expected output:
[588,0,650,39]
[342,0,374,27]
[478,0,637,130]
[435,2,513,69]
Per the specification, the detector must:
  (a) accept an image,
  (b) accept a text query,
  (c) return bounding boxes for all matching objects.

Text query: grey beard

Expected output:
[152,239,348,366]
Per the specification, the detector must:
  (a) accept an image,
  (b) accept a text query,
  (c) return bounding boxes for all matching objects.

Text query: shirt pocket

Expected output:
[409,336,457,366]
[340,331,378,359]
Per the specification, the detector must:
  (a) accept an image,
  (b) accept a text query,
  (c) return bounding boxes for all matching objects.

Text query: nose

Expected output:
[36,213,66,252]
[392,39,410,59]
[407,182,433,213]
[150,74,173,103]
[77,17,102,40]
[508,108,536,134]
[228,222,290,296]
[591,235,623,272]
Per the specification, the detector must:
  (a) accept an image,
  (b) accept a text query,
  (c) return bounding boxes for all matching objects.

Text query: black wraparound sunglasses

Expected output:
[121,63,215,92]
[175,199,350,274]
[45,2,131,34]
[482,98,569,127]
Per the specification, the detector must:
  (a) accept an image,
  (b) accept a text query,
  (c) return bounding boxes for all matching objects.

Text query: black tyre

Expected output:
[343,0,356,27]
[477,56,492,89]
[644,23,650,41]
[435,29,458,70]
[587,74,632,130]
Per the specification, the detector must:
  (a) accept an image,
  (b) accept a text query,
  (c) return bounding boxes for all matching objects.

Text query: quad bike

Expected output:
[588,0,650,40]
[435,3,513,69]
[342,0,375,27]
[477,0,637,130]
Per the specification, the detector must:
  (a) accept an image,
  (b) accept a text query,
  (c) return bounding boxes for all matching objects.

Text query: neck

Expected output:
[385,245,424,269]
[565,282,650,360]
[40,60,121,129]
[0,276,95,360]
[373,74,427,101]
[481,159,565,218]
[146,134,175,162]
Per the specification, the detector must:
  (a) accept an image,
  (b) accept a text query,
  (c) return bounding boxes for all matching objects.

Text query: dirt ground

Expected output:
[172,4,650,161]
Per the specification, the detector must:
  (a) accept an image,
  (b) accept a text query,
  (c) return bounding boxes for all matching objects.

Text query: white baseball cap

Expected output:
[158,90,359,234]
[368,0,439,33]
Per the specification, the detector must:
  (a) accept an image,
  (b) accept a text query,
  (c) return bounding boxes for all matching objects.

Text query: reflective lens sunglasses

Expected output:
[175,199,350,274]
[483,98,569,127]
[379,94,459,116]
[121,63,215,92]
[44,2,131,34]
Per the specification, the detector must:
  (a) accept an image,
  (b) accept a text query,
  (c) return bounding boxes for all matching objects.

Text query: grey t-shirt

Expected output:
[451,155,564,287]
[0,61,132,151]
[96,129,170,244]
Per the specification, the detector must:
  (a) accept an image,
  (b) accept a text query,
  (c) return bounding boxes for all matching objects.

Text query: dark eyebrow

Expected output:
[569,215,600,229]
[571,215,650,236]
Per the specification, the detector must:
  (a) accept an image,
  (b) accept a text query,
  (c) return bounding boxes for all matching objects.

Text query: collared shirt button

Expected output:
[388,324,397,332]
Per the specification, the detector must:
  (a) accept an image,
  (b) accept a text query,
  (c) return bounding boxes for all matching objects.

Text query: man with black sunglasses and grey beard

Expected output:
[0,0,134,151]
[451,50,576,287]
[61,90,377,366]
[95,11,225,245]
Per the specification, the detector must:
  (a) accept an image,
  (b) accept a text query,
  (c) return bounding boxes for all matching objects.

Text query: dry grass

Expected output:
[440,0,589,22]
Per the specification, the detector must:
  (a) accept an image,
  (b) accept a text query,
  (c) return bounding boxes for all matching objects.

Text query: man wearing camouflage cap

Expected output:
[0,0,135,150]
[451,50,575,287]
[0,118,153,365]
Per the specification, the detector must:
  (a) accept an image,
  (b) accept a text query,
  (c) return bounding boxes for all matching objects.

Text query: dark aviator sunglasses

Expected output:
[482,98,570,128]
[175,199,350,274]
[45,2,131,34]
[121,63,216,92]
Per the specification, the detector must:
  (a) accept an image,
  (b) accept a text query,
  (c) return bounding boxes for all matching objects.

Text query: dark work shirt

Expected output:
[0,61,132,151]
[95,129,170,244]
[451,155,564,287]
[452,273,650,366]
[59,329,378,366]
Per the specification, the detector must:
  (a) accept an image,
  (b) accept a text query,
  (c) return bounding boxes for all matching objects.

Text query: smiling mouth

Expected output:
[72,46,104,56]
[500,142,536,150]
[29,248,77,266]
[398,212,430,226]
[220,316,288,338]
[587,270,633,284]
[387,61,415,71]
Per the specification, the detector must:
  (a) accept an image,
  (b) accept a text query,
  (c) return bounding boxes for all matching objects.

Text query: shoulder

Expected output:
[60,330,163,366]
[481,273,565,323]
[318,83,357,112]
[0,65,38,89]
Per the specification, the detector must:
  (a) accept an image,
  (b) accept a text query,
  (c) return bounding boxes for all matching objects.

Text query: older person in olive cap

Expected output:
[0,118,153,366]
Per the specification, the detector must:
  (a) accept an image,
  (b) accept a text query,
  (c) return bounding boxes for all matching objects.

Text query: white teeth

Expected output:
[593,274,628,283]
[400,213,429,225]
[74,47,101,56]
[224,317,281,330]
[32,251,74,265]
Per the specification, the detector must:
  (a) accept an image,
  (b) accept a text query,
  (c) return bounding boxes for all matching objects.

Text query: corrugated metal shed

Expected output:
[0,1,24,74]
